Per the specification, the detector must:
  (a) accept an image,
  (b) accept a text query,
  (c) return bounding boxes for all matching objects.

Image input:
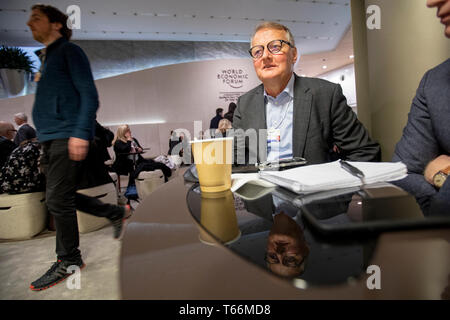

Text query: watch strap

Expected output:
[441,165,450,175]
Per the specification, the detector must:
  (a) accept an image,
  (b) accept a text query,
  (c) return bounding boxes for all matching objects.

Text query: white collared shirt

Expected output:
[264,74,295,162]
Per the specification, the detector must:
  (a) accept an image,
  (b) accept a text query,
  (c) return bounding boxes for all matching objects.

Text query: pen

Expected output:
[340,160,365,180]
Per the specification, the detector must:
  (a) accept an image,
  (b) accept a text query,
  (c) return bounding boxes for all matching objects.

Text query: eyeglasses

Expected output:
[264,252,303,268]
[249,39,294,59]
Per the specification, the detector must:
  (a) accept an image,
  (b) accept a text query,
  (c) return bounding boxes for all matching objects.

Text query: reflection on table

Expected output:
[121,175,450,299]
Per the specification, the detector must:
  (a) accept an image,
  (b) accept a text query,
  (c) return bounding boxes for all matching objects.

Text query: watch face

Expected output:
[433,172,447,188]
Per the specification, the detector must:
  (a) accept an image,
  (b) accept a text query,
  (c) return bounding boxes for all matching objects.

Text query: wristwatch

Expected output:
[432,166,450,188]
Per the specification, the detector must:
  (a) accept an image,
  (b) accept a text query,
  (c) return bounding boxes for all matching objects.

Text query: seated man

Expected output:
[0,121,17,168]
[392,0,450,214]
[233,22,380,164]
[13,112,37,146]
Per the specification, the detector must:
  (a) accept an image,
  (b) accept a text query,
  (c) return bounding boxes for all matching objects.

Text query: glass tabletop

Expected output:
[186,183,379,288]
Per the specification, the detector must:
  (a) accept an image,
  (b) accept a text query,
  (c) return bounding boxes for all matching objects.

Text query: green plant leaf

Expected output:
[0,46,35,73]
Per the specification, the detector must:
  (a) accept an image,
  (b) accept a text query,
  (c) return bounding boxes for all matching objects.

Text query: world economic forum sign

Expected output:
[217,68,249,89]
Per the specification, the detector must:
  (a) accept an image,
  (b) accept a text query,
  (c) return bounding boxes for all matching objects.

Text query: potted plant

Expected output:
[0,46,35,97]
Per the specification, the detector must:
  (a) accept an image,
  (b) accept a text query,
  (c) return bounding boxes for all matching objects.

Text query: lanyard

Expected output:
[268,95,291,130]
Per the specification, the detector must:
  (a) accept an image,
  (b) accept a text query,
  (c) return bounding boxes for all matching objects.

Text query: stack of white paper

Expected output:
[259,160,407,194]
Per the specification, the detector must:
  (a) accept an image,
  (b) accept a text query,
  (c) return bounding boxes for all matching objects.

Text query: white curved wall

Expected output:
[0,58,261,157]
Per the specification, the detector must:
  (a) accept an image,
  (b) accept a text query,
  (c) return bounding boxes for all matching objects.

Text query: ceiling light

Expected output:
[322,65,327,69]
[349,54,354,59]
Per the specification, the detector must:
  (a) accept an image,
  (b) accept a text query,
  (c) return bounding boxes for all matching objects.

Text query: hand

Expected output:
[137,147,143,153]
[68,137,90,161]
[424,155,450,185]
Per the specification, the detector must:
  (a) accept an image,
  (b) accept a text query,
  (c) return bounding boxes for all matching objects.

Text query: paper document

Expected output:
[259,160,407,194]
[231,173,275,193]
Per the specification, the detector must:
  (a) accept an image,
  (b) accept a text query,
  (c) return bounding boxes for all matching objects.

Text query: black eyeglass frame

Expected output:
[249,39,294,59]
[264,252,304,268]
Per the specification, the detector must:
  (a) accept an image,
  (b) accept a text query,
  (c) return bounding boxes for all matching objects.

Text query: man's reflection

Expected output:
[265,212,309,278]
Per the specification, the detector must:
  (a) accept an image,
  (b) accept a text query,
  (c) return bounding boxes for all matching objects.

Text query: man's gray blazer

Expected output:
[233,73,380,164]
[392,59,450,213]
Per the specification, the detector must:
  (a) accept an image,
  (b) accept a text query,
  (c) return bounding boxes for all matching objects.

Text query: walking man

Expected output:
[27,4,126,291]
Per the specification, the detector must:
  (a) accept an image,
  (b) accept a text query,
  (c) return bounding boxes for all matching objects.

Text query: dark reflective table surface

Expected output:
[121,174,450,299]
[186,181,450,288]
[186,184,380,288]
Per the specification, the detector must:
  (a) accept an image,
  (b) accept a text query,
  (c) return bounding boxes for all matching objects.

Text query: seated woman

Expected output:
[112,125,172,188]
[0,139,45,194]
[112,125,145,184]
[216,118,232,137]
[77,121,115,190]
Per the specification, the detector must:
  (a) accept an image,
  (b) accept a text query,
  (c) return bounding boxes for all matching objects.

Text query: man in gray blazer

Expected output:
[233,22,380,165]
[392,0,450,214]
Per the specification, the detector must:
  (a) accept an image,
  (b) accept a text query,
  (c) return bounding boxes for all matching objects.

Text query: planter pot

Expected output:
[0,68,28,97]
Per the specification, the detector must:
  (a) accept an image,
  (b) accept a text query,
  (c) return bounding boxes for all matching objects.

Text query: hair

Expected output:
[216,108,224,115]
[0,121,14,136]
[14,112,27,122]
[112,124,130,145]
[31,4,72,40]
[227,102,237,112]
[250,21,295,47]
[217,118,232,134]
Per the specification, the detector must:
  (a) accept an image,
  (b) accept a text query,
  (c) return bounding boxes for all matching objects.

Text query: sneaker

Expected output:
[30,259,85,291]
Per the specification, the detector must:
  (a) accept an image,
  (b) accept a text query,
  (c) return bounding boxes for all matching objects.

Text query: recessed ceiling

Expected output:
[296,26,354,77]
[0,0,351,55]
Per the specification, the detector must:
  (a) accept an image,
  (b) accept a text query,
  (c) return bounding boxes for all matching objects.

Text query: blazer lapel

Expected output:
[252,84,266,129]
[292,74,312,158]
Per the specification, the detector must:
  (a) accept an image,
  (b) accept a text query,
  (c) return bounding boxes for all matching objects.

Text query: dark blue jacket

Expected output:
[209,114,223,129]
[32,37,98,142]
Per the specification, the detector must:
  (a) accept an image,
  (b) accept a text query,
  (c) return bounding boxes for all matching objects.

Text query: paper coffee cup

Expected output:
[190,137,233,193]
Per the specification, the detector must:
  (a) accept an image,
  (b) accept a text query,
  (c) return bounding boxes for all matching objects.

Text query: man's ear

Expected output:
[292,47,298,65]
[52,21,63,33]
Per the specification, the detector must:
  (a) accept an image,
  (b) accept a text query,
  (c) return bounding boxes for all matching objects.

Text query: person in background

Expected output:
[77,121,115,190]
[216,118,232,137]
[112,124,144,183]
[392,0,450,215]
[26,4,127,292]
[13,112,36,146]
[0,121,17,169]
[209,107,224,129]
[224,102,237,123]
[0,139,45,194]
[168,130,181,156]
[233,21,380,164]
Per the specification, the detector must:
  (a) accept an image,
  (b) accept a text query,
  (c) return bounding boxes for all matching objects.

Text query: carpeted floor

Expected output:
[0,223,122,300]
